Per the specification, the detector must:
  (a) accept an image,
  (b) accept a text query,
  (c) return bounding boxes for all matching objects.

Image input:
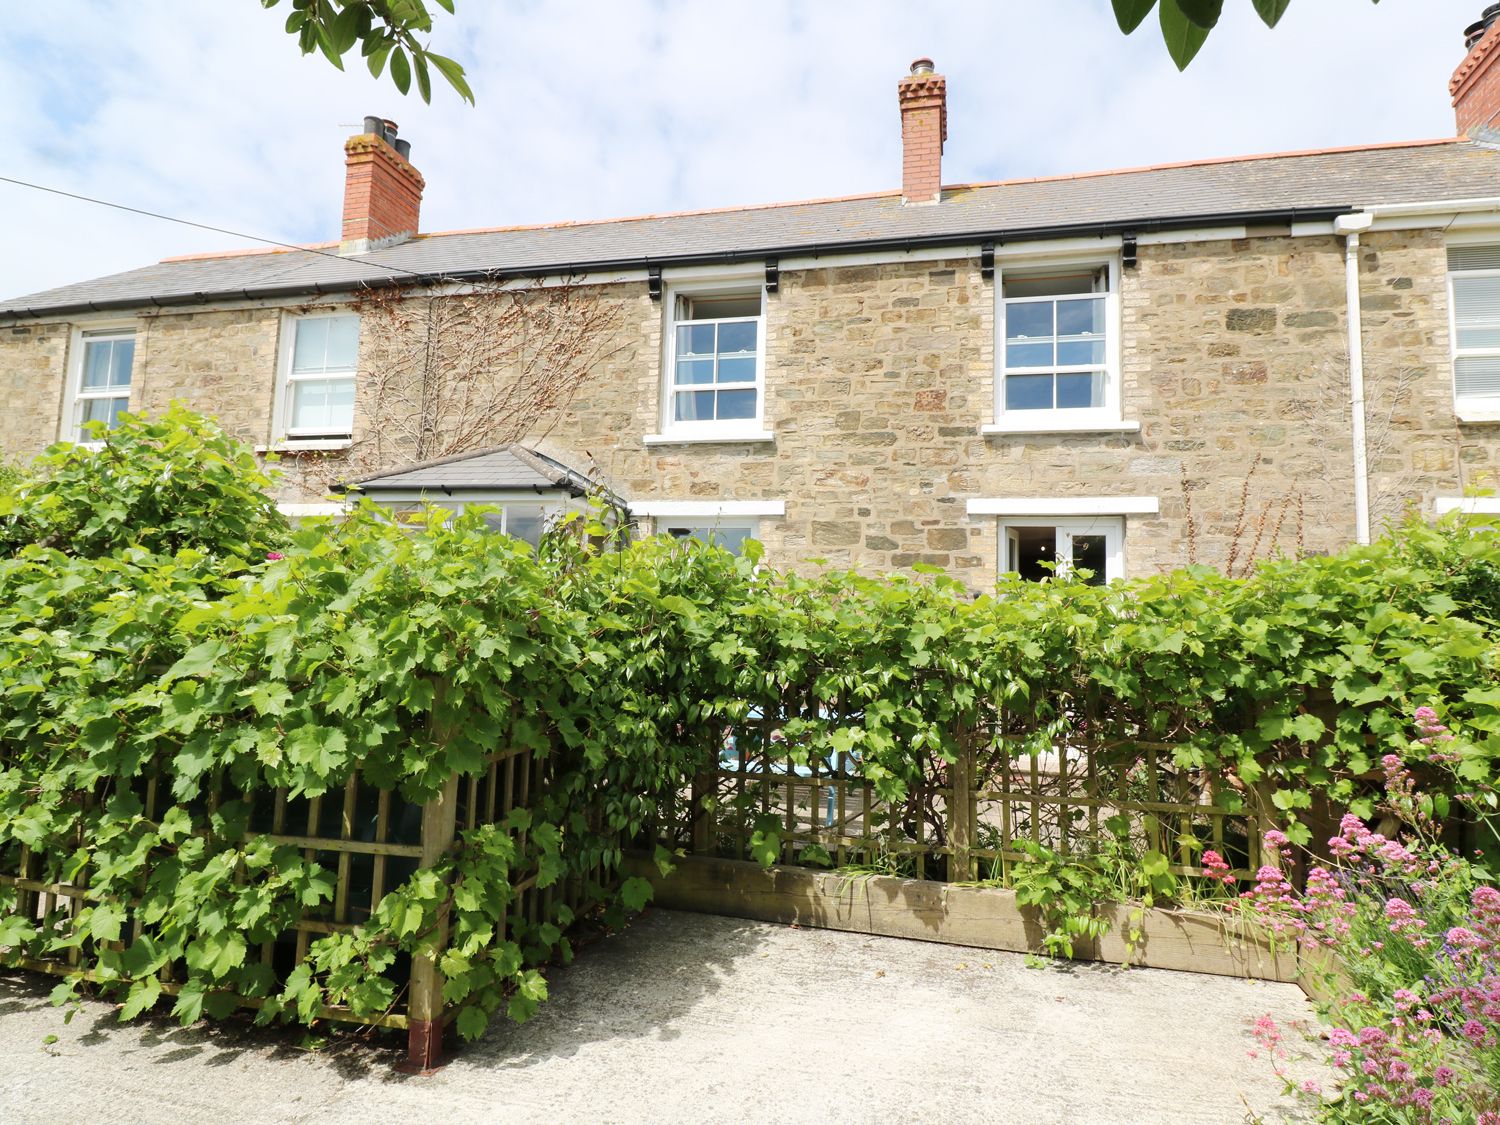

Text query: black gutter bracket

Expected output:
[765,258,779,294]
[1122,232,1139,270]
[979,242,995,282]
[647,266,663,301]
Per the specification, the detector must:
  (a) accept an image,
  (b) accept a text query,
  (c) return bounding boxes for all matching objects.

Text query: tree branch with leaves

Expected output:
[1113,0,1382,70]
[262,0,473,104]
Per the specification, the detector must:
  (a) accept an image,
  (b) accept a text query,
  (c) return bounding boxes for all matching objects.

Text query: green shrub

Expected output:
[0,404,286,559]
[2,407,1500,1042]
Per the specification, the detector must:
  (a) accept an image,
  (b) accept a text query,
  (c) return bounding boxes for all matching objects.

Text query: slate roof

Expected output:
[5,138,1499,319]
[345,444,594,496]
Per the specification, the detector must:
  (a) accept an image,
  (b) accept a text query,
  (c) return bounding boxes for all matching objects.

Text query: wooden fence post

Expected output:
[691,765,715,856]
[948,726,974,882]
[405,773,460,1073]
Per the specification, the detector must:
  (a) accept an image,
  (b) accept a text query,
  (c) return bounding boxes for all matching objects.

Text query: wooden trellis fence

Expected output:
[664,722,1276,884]
[1,742,606,1070]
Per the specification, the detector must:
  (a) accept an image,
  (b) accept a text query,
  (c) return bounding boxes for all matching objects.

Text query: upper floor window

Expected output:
[276,313,359,443]
[661,282,765,438]
[994,260,1122,431]
[67,326,135,443]
[1447,244,1500,420]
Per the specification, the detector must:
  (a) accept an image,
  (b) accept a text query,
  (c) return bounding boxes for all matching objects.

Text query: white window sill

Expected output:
[981,419,1140,436]
[1455,409,1500,424]
[643,430,775,446]
[256,439,354,453]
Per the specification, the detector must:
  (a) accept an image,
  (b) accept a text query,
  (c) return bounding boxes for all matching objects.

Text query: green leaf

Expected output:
[89,902,125,944]
[619,876,654,913]
[119,976,162,1021]
[328,4,361,53]
[1140,850,1170,877]
[0,914,36,948]
[162,640,227,684]
[413,50,432,104]
[1287,713,1325,742]
[1174,0,1223,28]
[1158,0,1212,69]
[1251,0,1291,27]
[367,43,391,79]
[389,46,412,95]
[652,844,677,878]
[172,981,206,1025]
[456,1005,488,1040]
[1111,0,1157,32]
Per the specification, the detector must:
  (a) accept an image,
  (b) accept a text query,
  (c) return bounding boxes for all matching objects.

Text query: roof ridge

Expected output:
[155,137,1464,266]
[349,443,519,485]
[943,137,1463,193]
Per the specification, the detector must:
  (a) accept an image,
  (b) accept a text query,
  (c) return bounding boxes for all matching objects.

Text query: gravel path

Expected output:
[0,908,1327,1124]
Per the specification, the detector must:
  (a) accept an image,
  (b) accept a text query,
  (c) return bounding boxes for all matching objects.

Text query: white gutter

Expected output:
[1334,211,1374,546]
[1357,196,1500,219]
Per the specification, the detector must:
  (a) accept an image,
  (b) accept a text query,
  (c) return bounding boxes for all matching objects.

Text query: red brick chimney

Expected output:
[341,115,424,254]
[898,58,947,205]
[1452,7,1500,135]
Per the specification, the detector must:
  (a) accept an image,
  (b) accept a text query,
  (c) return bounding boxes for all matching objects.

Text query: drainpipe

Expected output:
[1334,211,1374,546]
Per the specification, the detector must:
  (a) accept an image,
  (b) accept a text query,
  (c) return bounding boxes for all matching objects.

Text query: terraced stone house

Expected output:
[9,18,1500,591]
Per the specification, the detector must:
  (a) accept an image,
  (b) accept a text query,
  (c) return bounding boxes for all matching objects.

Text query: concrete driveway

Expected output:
[0,908,1324,1124]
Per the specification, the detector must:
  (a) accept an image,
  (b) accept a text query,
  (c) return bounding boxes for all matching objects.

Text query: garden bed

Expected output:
[624,852,1314,985]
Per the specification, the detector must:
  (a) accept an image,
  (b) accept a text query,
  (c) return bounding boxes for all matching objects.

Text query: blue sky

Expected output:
[0,0,1485,300]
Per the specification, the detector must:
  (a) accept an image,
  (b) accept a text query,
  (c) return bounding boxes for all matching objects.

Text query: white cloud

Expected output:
[0,0,1484,300]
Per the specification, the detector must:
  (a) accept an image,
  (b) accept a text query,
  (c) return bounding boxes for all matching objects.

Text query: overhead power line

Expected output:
[0,173,433,282]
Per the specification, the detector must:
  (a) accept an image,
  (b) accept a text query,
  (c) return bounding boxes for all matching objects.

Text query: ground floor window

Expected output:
[661,518,758,556]
[1000,516,1123,585]
[382,501,552,546]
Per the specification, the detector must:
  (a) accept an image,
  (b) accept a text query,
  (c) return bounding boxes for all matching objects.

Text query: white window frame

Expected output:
[62,322,137,445]
[272,311,360,447]
[986,254,1130,435]
[1445,236,1500,421]
[997,516,1125,585]
[629,500,784,555]
[361,490,570,545]
[649,274,772,444]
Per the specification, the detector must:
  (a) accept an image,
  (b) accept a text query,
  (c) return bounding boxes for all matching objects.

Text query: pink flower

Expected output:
[1201,850,1235,885]
[1263,829,1289,849]
[265,551,284,561]
[1447,926,1481,949]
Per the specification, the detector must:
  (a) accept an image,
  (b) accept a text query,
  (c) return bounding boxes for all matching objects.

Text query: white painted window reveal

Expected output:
[67,326,136,442]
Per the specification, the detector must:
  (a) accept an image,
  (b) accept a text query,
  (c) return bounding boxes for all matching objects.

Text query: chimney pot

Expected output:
[362,114,384,136]
[897,59,946,205]
[394,137,412,161]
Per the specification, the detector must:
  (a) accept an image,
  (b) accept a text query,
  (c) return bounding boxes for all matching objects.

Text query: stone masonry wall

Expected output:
[0,228,1493,590]
[0,323,69,460]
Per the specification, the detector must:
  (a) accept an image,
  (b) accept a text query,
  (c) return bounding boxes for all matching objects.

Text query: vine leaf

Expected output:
[619,876,654,913]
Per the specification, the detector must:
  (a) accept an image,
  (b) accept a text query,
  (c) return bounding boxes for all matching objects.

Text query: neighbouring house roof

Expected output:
[5,138,1500,320]
[344,445,596,497]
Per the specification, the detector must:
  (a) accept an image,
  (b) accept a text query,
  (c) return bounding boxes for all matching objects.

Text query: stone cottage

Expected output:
[8,16,1500,591]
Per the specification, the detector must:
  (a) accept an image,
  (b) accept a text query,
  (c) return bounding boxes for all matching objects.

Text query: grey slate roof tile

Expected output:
[5,140,1497,318]
[348,444,593,495]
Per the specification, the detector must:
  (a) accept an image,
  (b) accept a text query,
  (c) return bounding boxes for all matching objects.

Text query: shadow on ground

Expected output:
[0,970,400,1082]
[461,908,771,1070]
